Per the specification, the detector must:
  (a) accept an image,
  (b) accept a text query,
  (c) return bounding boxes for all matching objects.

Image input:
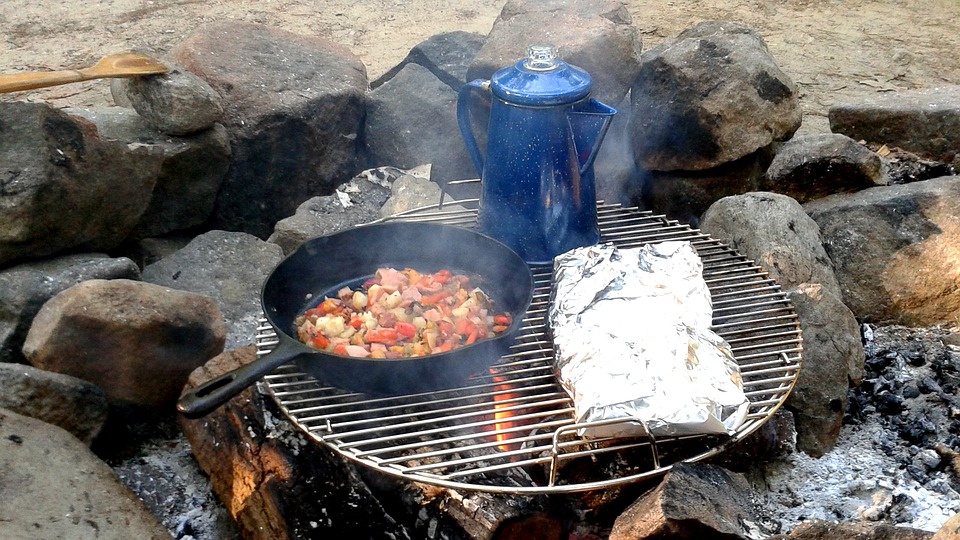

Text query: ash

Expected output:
[754,324,960,533]
[111,430,240,540]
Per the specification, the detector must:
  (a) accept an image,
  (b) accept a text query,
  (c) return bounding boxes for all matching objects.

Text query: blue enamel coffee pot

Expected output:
[457,44,616,264]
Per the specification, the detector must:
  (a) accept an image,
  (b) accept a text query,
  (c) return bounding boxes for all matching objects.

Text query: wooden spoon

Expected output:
[0,53,169,93]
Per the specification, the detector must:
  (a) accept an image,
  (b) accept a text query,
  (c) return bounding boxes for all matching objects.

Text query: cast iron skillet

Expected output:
[177,222,535,418]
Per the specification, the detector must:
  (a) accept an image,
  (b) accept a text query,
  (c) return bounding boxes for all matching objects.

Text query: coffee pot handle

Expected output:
[457,79,489,176]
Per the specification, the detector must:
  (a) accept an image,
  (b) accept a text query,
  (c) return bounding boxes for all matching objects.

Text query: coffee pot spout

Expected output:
[568,99,617,175]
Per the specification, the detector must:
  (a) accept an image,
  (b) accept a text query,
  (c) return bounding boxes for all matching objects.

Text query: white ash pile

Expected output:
[754,324,960,533]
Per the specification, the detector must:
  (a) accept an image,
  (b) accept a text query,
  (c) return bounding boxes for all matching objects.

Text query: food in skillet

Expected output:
[294,267,514,358]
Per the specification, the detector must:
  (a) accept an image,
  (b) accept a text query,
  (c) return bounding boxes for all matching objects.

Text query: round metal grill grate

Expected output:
[259,200,802,494]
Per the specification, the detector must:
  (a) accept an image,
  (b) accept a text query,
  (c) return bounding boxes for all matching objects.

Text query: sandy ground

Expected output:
[2,0,960,136]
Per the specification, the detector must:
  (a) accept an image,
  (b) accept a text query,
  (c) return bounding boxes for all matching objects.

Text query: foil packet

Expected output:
[549,241,749,439]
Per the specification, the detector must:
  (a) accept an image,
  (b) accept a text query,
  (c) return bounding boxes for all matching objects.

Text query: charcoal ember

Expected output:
[915,449,942,471]
[867,350,900,371]
[906,465,929,483]
[917,376,941,394]
[897,417,938,445]
[904,349,927,367]
[876,392,906,415]
[902,382,921,399]
[931,351,960,391]
[413,492,565,540]
[862,376,894,395]
[845,388,871,423]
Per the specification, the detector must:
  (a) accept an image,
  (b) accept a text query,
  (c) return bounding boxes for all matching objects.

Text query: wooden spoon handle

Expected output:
[0,69,86,93]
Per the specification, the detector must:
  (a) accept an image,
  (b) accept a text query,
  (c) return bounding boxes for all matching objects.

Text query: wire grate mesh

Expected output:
[259,201,802,494]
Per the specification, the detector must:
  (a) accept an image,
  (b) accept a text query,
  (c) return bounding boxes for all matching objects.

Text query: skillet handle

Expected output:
[176,339,301,418]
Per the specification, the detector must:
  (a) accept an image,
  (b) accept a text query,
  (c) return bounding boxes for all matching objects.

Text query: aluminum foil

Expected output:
[549,241,749,439]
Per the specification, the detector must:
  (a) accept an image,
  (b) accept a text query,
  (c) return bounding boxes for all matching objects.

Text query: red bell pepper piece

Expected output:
[349,314,363,329]
[438,320,455,338]
[420,291,450,306]
[311,333,330,349]
[366,328,399,346]
[395,321,417,339]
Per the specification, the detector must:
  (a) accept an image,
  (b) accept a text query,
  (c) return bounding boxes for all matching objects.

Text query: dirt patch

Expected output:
[3,0,960,136]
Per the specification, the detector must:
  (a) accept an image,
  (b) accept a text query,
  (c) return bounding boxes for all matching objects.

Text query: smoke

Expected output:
[594,91,646,208]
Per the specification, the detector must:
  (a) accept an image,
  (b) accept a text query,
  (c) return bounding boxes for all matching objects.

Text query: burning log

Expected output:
[181,347,571,539]
[179,346,409,539]
[354,464,566,540]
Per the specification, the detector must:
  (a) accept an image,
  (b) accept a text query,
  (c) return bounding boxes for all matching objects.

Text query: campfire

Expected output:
[255,201,802,499]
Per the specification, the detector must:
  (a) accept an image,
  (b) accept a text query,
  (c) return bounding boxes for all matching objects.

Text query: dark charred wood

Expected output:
[180,347,411,540]
[355,463,566,540]
[609,462,760,540]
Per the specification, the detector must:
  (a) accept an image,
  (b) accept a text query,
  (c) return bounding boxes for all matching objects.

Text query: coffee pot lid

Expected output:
[489,44,593,107]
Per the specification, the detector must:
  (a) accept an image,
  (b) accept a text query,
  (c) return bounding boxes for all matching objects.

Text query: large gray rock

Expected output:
[0,253,140,364]
[0,407,171,539]
[829,85,960,169]
[700,192,863,455]
[64,106,230,238]
[804,176,960,326]
[933,513,960,540]
[763,133,888,203]
[700,192,843,298]
[787,284,864,457]
[467,0,642,107]
[0,103,159,268]
[609,462,760,540]
[125,66,225,136]
[268,168,395,255]
[22,279,225,410]
[176,22,367,238]
[632,21,801,172]
[769,520,934,540]
[0,363,108,445]
[642,150,771,224]
[141,230,284,350]
[364,63,475,184]
[371,31,486,91]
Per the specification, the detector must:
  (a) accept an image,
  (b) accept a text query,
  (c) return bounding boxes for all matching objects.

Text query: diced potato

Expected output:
[353,291,368,310]
[384,290,403,309]
[391,306,409,322]
[320,315,345,336]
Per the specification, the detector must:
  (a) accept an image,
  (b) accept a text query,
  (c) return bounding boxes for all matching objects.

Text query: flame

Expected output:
[492,370,519,453]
